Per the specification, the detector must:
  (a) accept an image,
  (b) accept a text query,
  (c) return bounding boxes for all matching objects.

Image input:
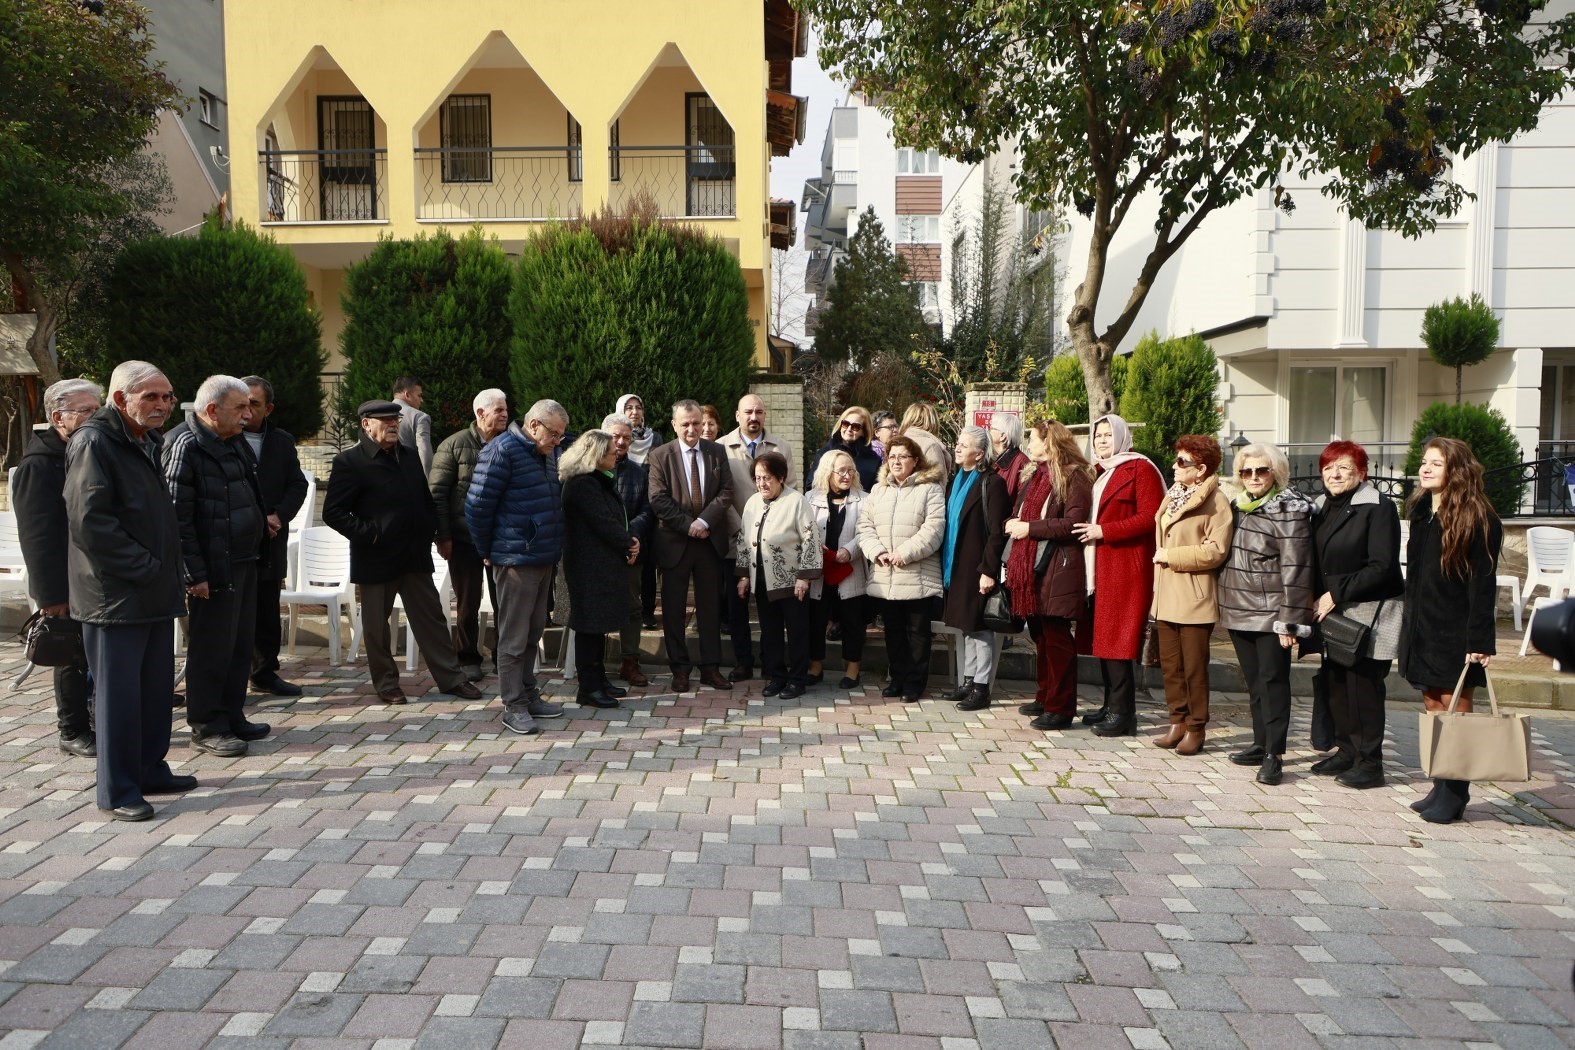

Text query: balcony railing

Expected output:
[414,146,582,221]
[609,145,736,219]
[261,150,388,223]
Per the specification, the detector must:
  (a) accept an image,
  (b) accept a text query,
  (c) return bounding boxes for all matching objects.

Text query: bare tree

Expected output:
[770,247,813,342]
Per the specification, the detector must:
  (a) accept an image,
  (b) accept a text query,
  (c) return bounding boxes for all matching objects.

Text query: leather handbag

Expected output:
[1418,665,1532,783]
[982,583,1024,634]
[1319,607,1372,669]
[17,611,84,668]
[822,547,853,587]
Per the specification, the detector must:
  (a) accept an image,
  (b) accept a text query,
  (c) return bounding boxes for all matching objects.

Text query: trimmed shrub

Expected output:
[1119,331,1222,469]
[1422,293,1500,405]
[1403,401,1526,517]
[338,228,513,440]
[1039,351,1128,425]
[509,204,755,434]
[101,217,326,437]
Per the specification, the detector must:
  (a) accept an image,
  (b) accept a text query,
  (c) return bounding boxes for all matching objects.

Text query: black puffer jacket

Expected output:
[64,406,185,625]
[163,418,266,588]
[429,423,485,547]
[1217,487,1317,634]
[13,428,71,607]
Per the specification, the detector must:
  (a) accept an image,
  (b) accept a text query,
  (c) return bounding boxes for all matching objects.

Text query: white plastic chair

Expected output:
[284,471,316,589]
[0,509,33,617]
[930,619,1009,691]
[1497,573,1523,632]
[475,580,576,677]
[392,546,451,672]
[1522,526,1575,607]
[280,526,362,664]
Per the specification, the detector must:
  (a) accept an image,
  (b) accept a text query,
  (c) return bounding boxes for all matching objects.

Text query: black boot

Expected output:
[1420,779,1470,824]
[1409,780,1443,812]
[944,677,974,702]
[956,682,992,712]
[1090,691,1135,737]
[1080,701,1109,727]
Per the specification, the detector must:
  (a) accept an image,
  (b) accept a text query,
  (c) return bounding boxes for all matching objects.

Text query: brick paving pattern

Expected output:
[0,638,1572,1049]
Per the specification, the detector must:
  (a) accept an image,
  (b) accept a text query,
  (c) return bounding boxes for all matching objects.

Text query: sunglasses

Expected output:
[1174,456,1198,469]
[1237,466,1273,479]
[840,421,864,432]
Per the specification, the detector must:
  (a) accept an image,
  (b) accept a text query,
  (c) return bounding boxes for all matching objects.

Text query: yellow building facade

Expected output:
[224,0,804,368]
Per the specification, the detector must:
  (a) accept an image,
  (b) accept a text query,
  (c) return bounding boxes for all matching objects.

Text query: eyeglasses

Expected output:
[58,406,97,417]
[875,423,896,433]
[832,467,855,476]
[531,420,566,442]
[1174,456,1198,469]
[1237,466,1273,479]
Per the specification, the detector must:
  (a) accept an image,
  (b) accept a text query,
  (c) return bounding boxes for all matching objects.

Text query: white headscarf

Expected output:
[1084,414,1165,594]
[616,393,655,465]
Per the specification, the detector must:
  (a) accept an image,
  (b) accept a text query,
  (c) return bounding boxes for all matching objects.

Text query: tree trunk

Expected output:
[25,301,63,388]
[1455,364,1463,405]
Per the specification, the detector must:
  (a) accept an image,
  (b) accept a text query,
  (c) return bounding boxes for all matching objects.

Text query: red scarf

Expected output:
[1007,463,1053,618]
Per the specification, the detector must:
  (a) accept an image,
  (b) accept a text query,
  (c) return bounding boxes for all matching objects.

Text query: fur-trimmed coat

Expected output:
[857,461,947,601]
[736,487,822,601]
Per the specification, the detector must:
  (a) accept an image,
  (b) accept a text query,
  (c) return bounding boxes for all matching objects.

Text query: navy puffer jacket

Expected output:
[464,422,564,567]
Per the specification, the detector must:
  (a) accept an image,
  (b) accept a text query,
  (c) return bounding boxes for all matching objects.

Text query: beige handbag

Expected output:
[1418,665,1532,782]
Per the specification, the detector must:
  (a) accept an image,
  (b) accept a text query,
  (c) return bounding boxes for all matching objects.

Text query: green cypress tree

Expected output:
[812,208,930,368]
[338,227,513,440]
[101,216,326,437]
[509,208,754,433]
[1404,402,1526,516]
[1119,331,1222,470]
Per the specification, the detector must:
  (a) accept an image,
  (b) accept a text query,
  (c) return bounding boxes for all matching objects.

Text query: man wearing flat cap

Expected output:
[323,400,483,704]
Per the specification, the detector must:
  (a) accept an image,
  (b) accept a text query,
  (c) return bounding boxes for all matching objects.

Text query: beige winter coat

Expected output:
[1151,474,1234,624]
[857,461,947,601]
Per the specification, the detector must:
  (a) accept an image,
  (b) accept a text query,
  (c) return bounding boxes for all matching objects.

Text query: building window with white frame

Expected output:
[896,214,940,243]
[896,147,940,174]
[198,89,219,129]
[1287,363,1391,474]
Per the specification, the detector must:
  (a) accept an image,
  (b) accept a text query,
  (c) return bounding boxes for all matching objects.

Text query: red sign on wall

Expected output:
[974,405,1017,429]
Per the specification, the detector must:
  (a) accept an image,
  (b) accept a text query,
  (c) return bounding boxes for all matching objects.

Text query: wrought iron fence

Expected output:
[414,147,582,220]
[608,145,736,218]
[1291,458,1575,517]
[1281,441,1409,479]
[260,150,388,222]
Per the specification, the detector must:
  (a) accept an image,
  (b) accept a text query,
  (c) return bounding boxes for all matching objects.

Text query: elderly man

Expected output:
[717,392,795,682]
[66,360,189,821]
[647,399,733,692]
[430,388,510,681]
[14,378,103,758]
[164,375,270,757]
[241,375,309,697]
[603,411,654,686]
[465,399,571,735]
[323,400,483,705]
[393,375,433,475]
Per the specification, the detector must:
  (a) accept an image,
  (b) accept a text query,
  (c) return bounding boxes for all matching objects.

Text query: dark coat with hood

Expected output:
[811,434,882,493]
[323,434,438,584]
[560,470,636,634]
[1398,497,1502,690]
[13,427,72,608]
[64,405,185,625]
[249,419,308,581]
[940,468,1009,632]
[1017,462,1092,621]
[163,417,266,588]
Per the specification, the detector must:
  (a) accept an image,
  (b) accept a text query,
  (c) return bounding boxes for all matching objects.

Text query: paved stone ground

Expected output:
[1,639,1573,1050]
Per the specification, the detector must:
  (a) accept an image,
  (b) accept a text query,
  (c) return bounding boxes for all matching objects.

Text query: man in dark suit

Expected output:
[646,399,733,692]
[322,400,482,705]
[241,376,309,696]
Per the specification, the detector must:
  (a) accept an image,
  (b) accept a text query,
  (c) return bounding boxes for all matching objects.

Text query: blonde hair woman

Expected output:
[559,430,638,709]
[811,405,881,491]
[900,401,953,479]
[807,449,871,688]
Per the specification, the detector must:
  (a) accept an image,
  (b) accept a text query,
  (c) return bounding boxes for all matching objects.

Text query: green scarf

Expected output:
[1235,485,1279,513]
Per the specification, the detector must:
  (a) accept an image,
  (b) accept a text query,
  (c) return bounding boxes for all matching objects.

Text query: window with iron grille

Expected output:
[441,95,491,183]
[569,117,620,183]
[685,93,735,180]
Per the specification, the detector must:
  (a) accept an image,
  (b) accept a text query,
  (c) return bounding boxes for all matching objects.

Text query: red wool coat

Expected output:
[1080,457,1165,659]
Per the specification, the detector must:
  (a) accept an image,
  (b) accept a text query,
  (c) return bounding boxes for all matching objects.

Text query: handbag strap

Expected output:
[1446,662,1500,715]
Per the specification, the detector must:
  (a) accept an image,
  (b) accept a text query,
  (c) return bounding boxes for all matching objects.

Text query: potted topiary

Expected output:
[1421,293,1500,406]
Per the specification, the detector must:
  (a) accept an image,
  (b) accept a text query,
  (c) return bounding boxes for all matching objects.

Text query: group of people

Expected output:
[14,362,1504,828]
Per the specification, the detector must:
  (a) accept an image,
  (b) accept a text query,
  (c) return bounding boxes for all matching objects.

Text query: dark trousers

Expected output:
[642,560,658,619]
[757,570,810,687]
[576,631,608,688]
[361,572,466,695]
[883,596,938,692]
[661,541,723,673]
[51,619,91,738]
[809,591,869,663]
[84,619,176,810]
[728,582,755,669]
[1329,658,1389,772]
[252,574,283,677]
[186,561,258,738]
[1157,620,1212,730]
[448,542,495,666]
[1230,629,1291,754]
[621,565,644,659]
[1029,615,1078,715]
[1098,657,1134,711]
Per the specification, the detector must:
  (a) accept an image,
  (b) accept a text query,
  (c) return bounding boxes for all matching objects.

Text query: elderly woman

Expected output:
[899,401,953,479]
[560,430,639,709]
[871,411,898,461]
[1399,436,1503,825]
[1070,414,1166,736]
[698,405,723,442]
[737,451,821,699]
[940,426,1010,711]
[858,435,946,702]
[1217,442,1317,786]
[1151,435,1233,755]
[989,413,1029,504]
[808,450,871,689]
[1007,421,1093,730]
[811,405,882,492]
[1311,440,1404,791]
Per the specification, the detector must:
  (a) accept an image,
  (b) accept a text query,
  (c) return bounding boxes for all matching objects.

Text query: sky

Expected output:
[769,29,848,241]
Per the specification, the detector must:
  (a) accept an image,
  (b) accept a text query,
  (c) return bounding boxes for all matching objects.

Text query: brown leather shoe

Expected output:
[377,688,407,705]
[1153,723,1185,749]
[670,671,692,693]
[445,681,483,700]
[699,669,732,691]
[1176,729,1206,756]
[619,657,650,687]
